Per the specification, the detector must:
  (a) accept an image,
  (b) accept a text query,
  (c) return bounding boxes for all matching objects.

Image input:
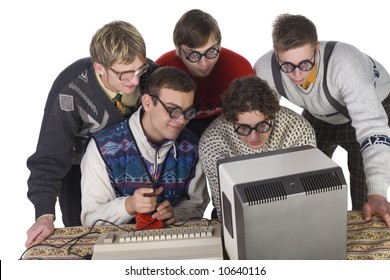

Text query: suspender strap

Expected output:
[271,42,350,120]
[271,52,287,99]
[323,41,350,119]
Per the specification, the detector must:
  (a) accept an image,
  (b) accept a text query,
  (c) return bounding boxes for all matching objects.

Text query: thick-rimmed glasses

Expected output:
[149,95,197,120]
[110,63,149,81]
[180,46,220,63]
[278,52,315,73]
[234,120,274,136]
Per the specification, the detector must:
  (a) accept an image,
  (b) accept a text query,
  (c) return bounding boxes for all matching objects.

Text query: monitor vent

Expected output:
[244,181,287,205]
[301,171,343,195]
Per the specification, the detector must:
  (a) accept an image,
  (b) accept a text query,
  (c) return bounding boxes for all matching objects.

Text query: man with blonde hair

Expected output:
[26,21,158,247]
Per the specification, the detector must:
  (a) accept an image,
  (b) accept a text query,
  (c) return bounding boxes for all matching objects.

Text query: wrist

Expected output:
[367,194,387,201]
[37,214,55,223]
[125,196,136,215]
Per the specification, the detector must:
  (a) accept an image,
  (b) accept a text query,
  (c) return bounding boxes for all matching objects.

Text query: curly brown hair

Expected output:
[221,76,280,122]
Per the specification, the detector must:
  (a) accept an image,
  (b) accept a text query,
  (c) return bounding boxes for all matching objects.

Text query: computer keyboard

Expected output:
[92,222,223,260]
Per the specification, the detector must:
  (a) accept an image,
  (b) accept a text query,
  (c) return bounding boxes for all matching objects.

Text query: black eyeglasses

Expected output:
[180,46,220,63]
[278,52,315,73]
[110,63,149,81]
[234,120,274,136]
[149,95,197,120]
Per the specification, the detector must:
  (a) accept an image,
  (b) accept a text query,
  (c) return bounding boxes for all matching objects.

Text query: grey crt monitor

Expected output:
[217,145,348,260]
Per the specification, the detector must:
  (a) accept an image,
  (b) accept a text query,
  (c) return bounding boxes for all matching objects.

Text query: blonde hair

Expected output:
[90,20,146,68]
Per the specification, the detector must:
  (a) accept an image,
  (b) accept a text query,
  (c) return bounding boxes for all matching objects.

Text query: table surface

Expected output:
[21,211,390,260]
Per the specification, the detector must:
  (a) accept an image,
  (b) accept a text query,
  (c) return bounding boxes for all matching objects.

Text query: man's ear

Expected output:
[93,62,106,75]
[142,93,153,112]
[175,47,181,59]
[315,41,320,52]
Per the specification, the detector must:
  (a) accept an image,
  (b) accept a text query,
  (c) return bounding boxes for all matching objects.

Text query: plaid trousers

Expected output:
[302,93,390,210]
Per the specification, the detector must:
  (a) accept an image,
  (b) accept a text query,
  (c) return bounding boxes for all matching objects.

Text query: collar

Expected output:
[95,70,140,106]
[130,107,177,161]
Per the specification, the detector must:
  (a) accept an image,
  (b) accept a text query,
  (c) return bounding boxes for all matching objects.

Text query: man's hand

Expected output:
[125,187,163,215]
[363,194,390,228]
[25,215,55,248]
[152,200,176,225]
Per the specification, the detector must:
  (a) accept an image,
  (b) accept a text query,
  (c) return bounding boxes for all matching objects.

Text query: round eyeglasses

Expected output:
[180,46,220,63]
[110,63,149,81]
[234,120,274,136]
[278,53,315,73]
[149,95,197,121]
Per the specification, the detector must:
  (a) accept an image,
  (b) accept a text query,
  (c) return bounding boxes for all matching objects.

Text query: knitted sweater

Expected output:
[156,47,254,119]
[26,57,158,220]
[199,106,317,219]
[80,107,210,225]
[254,41,390,198]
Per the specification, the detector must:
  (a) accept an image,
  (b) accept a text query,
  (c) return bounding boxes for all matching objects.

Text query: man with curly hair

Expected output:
[199,76,316,219]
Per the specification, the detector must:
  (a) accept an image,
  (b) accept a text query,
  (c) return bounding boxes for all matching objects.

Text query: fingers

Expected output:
[137,187,155,197]
[128,187,159,213]
[26,234,47,248]
[363,197,390,228]
[154,186,164,196]
[164,217,176,226]
[25,220,55,248]
[152,200,175,222]
[25,235,36,248]
[362,203,373,221]
[383,213,390,228]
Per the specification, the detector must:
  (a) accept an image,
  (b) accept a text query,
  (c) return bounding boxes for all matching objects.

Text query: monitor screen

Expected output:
[217,145,348,260]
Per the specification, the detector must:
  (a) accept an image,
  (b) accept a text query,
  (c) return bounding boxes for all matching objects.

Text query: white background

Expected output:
[1,0,389,278]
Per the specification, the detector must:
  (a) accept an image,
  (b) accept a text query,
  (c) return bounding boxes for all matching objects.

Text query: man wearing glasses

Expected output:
[156,9,254,138]
[80,67,209,227]
[254,14,390,227]
[25,21,158,247]
[199,76,316,219]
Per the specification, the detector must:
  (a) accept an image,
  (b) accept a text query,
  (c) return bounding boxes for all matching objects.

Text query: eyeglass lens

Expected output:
[235,121,273,136]
[279,60,314,73]
[183,46,219,63]
[112,63,149,81]
[151,95,196,120]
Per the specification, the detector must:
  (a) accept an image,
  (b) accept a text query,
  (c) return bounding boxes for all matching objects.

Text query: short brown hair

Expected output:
[173,9,222,48]
[272,13,317,52]
[145,66,196,102]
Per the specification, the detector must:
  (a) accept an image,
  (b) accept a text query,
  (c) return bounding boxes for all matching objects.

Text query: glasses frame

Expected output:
[278,52,316,73]
[180,46,220,63]
[110,63,149,81]
[234,120,274,136]
[149,94,197,121]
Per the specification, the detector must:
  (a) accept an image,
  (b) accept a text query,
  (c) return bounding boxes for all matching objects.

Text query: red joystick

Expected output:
[135,212,165,230]
[135,185,165,230]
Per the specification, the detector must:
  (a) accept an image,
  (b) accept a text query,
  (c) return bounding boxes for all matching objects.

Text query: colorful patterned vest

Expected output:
[93,120,199,207]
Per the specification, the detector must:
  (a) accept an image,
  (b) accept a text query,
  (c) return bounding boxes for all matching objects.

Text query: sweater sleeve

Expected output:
[80,139,134,225]
[173,161,210,222]
[199,118,233,220]
[27,99,79,220]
